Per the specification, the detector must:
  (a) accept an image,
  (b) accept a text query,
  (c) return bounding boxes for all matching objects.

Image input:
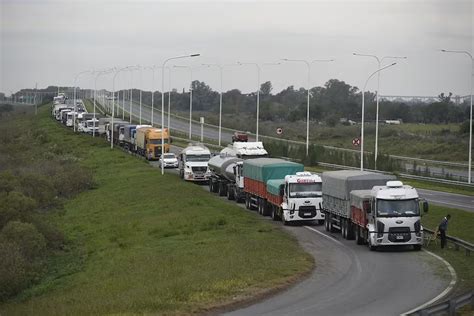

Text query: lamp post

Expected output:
[94,68,114,137]
[237,62,261,141]
[441,49,473,183]
[360,63,397,171]
[173,65,194,139]
[161,54,200,175]
[202,63,224,146]
[353,53,407,169]
[73,70,91,132]
[112,66,135,149]
[139,66,143,124]
[281,58,334,155]
[168,68,172,132]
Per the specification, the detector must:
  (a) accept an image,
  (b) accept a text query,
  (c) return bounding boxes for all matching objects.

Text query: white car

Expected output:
[159,153,179,168]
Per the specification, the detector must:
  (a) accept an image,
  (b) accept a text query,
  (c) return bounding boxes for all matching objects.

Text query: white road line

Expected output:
[400,249,457,316]
[304,226,344,246]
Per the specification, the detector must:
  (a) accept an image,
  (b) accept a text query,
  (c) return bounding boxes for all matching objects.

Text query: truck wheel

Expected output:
[347,222,355,240]
[413,245,422,251]
[262,201,270,217]
[245,195,251,210]
[227,186,235,200]
[341,219,346,239]
[324,216,330,231]
[271,206,279,221]
[218,182,226,196]
[355,226,362,245]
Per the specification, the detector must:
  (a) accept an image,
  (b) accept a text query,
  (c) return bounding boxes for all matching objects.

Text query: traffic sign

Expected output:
[276,127,283,135]
[352,137,361,147]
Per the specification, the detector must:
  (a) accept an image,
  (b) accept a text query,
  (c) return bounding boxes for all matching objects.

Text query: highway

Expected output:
[151,157,452,316]
[418,189,474,213]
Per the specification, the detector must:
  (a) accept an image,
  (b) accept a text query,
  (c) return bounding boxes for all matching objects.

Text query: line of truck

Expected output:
[51,98,171,160]
[52,98,429,251]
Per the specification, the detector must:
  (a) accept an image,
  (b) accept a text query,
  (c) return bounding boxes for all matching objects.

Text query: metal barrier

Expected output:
[423,228,474,256]
[408,291,473,315]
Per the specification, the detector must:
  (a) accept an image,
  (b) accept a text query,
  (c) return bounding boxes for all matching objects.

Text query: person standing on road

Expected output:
[438,214,451,249]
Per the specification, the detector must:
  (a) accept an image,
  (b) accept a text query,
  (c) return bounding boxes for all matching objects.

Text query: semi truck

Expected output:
[322,170,428,251]
[134,127,170,160]
[208,154,243,198]
[242,158,324,224]
[178,144,211,182]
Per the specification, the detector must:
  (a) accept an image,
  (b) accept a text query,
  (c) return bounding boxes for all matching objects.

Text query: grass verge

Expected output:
[0,104,313,314]
[422,205,474,295]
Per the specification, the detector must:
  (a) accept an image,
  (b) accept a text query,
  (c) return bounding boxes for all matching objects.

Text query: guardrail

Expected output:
[408,290,473,315]
[423,228,474,256]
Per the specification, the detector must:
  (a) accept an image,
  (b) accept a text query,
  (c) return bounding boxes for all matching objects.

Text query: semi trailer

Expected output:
[322,170,428,250]
[208,154,243,198]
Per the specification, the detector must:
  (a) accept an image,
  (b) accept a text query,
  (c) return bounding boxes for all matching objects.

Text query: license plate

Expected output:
[396,235,404,240]
[304,212,312,216]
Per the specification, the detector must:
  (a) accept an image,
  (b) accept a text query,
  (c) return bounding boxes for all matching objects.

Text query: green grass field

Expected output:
[0,104,313,314]
[421,204,474,294]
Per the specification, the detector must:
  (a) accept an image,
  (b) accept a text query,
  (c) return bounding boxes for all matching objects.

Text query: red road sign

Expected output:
[352,137,361,147]
[276,127,283,135]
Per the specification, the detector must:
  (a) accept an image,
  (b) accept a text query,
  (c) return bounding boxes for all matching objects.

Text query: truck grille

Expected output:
[298,206,316,218]
[388,227,411,242]
[192,166,207,173]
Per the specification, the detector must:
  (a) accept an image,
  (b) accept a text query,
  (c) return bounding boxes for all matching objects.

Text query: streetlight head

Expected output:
[441,49,447,52]
[391,62,397,66]
[190,53,200,57]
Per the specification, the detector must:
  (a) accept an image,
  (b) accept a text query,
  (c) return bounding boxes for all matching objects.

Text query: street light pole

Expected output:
[202,63,224,146]
[94,68,114,137]
[161,53,200,175]
[360,62,397,171]
[73,70,91,132]
[173,65,194,139]
[353,53,407,169]
[139,66,143,124]
[112,66,135,149]
[441,49,473,183]
[281,58,317,156]
[237,62,261,141]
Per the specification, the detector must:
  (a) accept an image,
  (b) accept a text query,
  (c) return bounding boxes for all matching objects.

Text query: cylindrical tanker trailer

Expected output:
[208,154,243,200]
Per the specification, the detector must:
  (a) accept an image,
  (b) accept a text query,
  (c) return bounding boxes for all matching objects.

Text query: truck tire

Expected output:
[262,200,270,217]
[355,226,363,245]
[347,222,355,240]
[324,216,330,231]
[245,194,251,210]
[218,182,226,196]
[271,206,280,221]
[329,215,337,233]
[227,185,235,200]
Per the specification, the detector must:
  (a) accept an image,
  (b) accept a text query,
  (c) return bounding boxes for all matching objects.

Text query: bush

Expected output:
[0,170,19,194]
[0,191,37,229]
[0,221,47,260]
[0,241,29,301]
[18,173,56,208]
[53,164,94,198]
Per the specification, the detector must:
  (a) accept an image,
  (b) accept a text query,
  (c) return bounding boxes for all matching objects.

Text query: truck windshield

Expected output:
[289,183,322,198]
[149,139,169,145]
[376,199,420,217]
[186,154,210,162]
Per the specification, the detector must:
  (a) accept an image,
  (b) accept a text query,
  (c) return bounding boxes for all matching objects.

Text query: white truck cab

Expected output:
[365,181,427,250]
[281,172,324,223]
[179,144,211,182]
[220,141,268,159]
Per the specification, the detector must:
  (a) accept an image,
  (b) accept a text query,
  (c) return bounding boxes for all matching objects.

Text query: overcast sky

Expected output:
[1,0,472,97]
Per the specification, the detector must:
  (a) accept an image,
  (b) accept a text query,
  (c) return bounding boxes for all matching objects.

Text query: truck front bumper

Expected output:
[370,232,423,246]
[283,209,325,222]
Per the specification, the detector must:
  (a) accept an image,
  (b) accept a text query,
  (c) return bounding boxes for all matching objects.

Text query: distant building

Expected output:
[385,119,402,125]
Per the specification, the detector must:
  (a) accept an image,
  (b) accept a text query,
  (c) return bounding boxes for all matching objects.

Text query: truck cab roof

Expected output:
[285,172,321,184]
[371,181,419,200]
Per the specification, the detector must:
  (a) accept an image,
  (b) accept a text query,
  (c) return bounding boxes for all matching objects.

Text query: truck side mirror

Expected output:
[423,201,429,213]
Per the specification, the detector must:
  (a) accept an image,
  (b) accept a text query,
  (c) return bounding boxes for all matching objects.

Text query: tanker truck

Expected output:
[243,158,324,224]
[322,170,428,251]
[208,154,243,199]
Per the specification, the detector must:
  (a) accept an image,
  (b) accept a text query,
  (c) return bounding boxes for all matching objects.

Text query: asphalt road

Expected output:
[148,150,451,316]
[418,188,474,213]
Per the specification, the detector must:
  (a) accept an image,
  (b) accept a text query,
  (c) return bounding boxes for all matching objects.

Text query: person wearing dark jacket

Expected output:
[438,214,451,249]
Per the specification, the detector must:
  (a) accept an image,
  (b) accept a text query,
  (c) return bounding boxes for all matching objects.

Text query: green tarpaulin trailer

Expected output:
[243,158,303,183]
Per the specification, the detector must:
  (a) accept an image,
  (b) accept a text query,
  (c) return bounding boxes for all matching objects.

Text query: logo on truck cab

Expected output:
[296,178,316,183]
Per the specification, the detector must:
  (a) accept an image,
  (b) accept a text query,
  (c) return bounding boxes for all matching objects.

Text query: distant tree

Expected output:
[438,92,453,103]
[260,81,273,97]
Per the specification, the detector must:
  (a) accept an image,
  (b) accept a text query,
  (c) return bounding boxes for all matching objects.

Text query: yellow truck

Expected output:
[134,127,170,160]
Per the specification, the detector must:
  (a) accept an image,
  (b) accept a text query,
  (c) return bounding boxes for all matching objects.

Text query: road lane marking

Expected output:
[400,249,457,316]
[304,226,344,247]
